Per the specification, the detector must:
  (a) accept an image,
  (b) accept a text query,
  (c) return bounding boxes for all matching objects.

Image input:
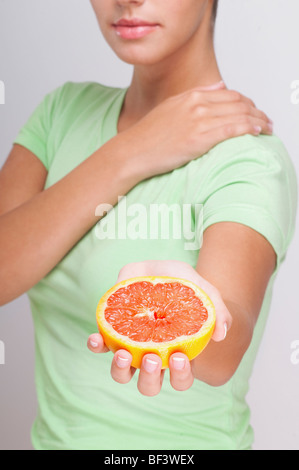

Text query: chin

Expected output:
[113,46,164,67]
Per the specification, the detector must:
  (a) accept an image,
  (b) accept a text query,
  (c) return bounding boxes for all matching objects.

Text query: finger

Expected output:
[201,114,273,137]
[202,101,272,125]
[111,349,136,384]
[197,89,261,114]
[137,354,163,396]
[201,89,250,104]
[196,80,226,91]
[196,118,271,156]
[187,89,273,126]
[210,295,233,342]
[169,353,194,391]
[87,333,110,353]
[179,82,225,102]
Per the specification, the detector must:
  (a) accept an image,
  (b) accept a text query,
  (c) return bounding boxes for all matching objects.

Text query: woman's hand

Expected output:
[119,81,273,181]
[87,260,232,396]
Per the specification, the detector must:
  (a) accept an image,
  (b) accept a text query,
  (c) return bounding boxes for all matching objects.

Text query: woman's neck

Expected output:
[118,26,222,131]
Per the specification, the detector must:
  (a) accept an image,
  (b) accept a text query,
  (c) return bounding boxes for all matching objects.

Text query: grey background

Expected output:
[0,0,298,450]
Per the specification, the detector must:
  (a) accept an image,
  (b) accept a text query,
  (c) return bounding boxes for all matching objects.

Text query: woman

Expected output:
[0,0,297,450]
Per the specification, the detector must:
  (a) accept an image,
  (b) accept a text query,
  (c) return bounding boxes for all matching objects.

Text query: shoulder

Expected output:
[13,81,125,172]
[43,81,123,114]
[52,80,121,99]
[209,133,291,166]
[199,134,297,195]
[185,134,297,266]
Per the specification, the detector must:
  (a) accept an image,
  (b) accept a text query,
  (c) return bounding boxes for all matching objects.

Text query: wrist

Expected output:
[103,132,146,189]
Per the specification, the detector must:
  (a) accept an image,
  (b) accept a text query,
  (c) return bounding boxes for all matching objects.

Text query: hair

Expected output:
[212,0,219,24]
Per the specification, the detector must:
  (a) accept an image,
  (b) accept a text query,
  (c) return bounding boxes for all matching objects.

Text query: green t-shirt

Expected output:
[14,82,297,450]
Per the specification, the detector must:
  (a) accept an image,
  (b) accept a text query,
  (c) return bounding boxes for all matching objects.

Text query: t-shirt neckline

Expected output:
[101,87,128,145]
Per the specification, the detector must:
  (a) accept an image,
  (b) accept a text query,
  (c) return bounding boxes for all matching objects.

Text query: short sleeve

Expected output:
[193,135,298,270]
[13,84,67,170]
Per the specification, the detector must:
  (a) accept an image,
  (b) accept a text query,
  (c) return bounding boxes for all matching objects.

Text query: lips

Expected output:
[114,18,158,27]
[112,18,159,39]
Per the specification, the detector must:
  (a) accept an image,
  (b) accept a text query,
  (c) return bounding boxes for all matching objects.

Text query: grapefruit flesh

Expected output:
[96,276,216,369]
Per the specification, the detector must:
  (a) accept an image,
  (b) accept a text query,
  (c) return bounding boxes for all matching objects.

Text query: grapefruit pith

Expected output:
[96,276,216,369]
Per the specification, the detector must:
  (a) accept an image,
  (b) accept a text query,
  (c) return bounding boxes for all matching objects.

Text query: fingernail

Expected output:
[115,355,130,369]
[267,122,273,133]
[223,322,228,340]
[254,126,262,135]
[90,340,98,348]
[144,357,159,373]
[172,356,186,370]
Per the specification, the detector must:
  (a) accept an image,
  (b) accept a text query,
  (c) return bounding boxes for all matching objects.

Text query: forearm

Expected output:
[0,136,139,305]
[191,299,254,386]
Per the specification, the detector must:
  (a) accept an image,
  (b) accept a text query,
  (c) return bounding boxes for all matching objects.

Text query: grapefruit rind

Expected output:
[96,276,216,369]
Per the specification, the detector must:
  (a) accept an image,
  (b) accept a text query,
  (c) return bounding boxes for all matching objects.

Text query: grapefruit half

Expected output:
[96,276,216,369]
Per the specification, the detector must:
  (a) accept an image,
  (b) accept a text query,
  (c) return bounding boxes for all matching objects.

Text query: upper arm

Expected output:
[196,221,276,326]
[0,84,68,216]
[188,136,296,384]
[0,144,47,216]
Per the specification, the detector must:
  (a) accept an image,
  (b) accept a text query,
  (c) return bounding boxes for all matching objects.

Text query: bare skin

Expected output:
[87,0,276,394]
[1,0,275,395]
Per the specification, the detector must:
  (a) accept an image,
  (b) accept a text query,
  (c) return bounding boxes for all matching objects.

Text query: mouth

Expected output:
[112,18,160,40]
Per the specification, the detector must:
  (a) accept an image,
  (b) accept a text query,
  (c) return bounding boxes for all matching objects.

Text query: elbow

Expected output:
[193,327,254,387]
[0,272,23,307]
[0,291,23,307]
[203,364,241,387]
[0,289,14,307]
[0,289,25,307]
[0,276,8,306]
[197,361,244,387]
[205,305,255,387]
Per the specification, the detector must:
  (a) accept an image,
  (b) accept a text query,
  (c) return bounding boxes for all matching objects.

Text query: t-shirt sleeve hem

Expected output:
[13,136,48,169]
[202,204,285,269]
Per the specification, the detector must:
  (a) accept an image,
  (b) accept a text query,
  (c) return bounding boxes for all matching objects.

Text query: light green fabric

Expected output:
[14,82,297,450]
